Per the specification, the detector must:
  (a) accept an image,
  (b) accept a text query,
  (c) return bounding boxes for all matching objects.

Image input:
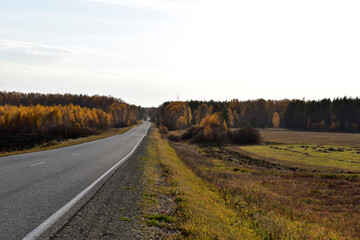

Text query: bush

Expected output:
[183,126,230,144]
[168,134,181,142]
[211,127,230,144]
[182,125,261,145]
[188,128,205,144]
[181,127,202,140]
[229,126,261,145]
[159,125,168,135]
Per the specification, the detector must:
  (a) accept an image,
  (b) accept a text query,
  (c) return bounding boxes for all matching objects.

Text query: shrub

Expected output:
[211,127,230,144]
[181,122,261,145]
[181,127,202,140]
[229,126,261,145]
[184,126,230,144]
[188,128,205,144]
[168,134,181,142]
[159,125,169,135]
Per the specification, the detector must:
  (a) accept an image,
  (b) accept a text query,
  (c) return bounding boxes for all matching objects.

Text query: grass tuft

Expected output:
[121,187,136,191]
[144,214,174,223]
[119,217,132,222]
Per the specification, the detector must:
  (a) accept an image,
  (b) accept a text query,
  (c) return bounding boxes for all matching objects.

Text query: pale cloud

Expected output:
[85,0,192,13]
[0,39,90,64]
[1,0,360,107]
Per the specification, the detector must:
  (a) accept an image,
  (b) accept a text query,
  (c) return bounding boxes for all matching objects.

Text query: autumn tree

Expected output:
[161,102,192,130]
[272,112,280,128]
[0,104,140,138]
[196,103,210,126]
[108,103,128,127]
[227,108,234,128]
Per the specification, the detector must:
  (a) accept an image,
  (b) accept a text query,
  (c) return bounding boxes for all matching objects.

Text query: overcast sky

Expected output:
[1,0,360,107]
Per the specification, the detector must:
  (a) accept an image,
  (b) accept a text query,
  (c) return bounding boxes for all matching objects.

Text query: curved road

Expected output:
[0,121,151,240]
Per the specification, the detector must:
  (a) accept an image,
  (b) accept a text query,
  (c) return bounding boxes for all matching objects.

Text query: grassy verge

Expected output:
[142,129,258,239]
[0,121,142,157]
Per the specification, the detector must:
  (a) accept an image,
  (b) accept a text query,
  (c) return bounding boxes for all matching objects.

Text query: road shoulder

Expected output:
[51,135,149,239]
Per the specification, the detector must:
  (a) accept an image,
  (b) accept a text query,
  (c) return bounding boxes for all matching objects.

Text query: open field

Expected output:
[238,128,360,172]
[162,128,360,239]
[239,144,360,172]
[259,128,360,147]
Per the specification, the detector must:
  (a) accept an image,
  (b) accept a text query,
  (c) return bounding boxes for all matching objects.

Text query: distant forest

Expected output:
[148,99,288,130]
[285,98,360,131]
[149,97,360,132]
[0,91,123,111]
[1,91,359,138]
[0,91,144,139]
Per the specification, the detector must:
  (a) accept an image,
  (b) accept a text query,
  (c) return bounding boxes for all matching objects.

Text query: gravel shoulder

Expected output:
[51,135,150,240]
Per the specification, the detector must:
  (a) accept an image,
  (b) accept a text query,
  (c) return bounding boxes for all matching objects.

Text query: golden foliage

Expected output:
[196,104,211,125]
[198,113,228,143]
[108,102,139,127]
[0,103,140,137]
[227,108,234,128]
[200,112,226,129]
[162,102,192,130]
[272,112,280,128]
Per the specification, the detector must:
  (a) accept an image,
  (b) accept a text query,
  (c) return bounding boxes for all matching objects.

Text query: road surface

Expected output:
[0,121,151,240]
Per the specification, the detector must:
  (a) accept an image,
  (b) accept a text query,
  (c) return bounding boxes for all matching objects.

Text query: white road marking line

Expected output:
[71,153,79,156]
[30,162,45,167]
[22,123,150,240]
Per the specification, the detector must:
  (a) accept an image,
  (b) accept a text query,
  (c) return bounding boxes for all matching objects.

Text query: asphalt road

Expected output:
[0,121,151,240]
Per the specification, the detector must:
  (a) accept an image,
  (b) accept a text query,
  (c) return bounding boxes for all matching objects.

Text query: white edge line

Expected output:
[22,123,150,240]
[29,162,46,167]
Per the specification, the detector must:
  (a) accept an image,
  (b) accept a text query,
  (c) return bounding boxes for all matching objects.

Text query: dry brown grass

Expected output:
[260,129,360,147]
[169,140,360,239]
[147,130,259,239]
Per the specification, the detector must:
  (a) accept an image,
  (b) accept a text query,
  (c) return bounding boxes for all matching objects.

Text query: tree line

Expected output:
[285,97,360,131]
[149,99,289,130]
[154,101,261,145]
[0,103,141,138]
[149,97,360,132]
[0,91,123,111]
[0,92,143,138]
